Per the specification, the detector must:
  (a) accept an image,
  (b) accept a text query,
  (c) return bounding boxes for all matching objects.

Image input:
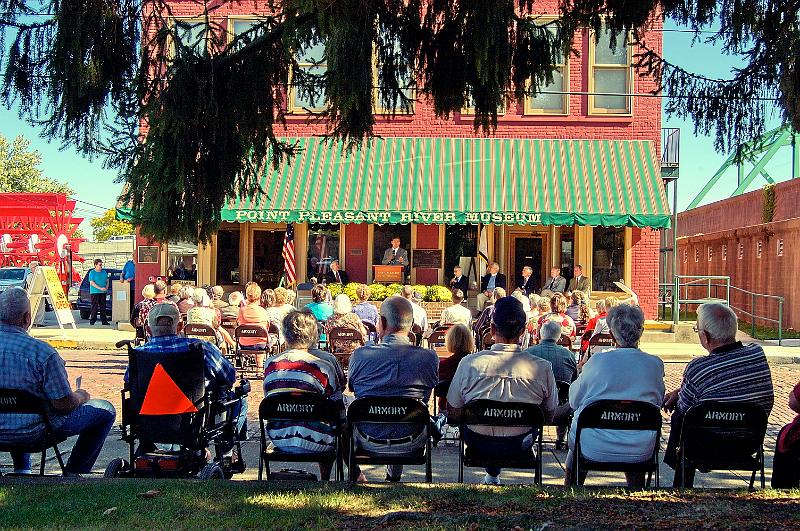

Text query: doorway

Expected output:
[252,230,286,289]
[510,236,544,292]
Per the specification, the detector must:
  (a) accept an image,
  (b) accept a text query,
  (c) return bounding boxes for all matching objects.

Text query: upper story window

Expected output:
[589,26,633,115]
[374,33,415,114]
[228,17,266,53]
[525,19,568,115]
[290,39,327,113]
[172,18,209,58]
[722,244,727,261]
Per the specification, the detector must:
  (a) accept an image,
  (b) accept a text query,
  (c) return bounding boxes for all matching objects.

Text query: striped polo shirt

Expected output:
[262,349,342,453]
[677,341,774,415]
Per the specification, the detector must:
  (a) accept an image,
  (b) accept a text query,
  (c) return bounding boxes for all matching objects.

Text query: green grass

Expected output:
[1,480,799,529]
[659,308,800,341]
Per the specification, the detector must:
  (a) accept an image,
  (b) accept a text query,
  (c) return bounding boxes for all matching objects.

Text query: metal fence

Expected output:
[659,275,784,344]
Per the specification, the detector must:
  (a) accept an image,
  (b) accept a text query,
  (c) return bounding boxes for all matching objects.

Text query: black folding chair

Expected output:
[588,333,615,355]
[0,388,66,476]
[427,329,448,349]
[677,401,768,490]
[234,325,269,379]
[411,324,424,347]
[362,321,378,343]
[347,396,432,483]
[556,334,573,350]
[432,379,452,417]
[573,399,662,487]
[458,400,544,484]
[327,326,366,368]
[258,392,344,481]
[184,323,217,342]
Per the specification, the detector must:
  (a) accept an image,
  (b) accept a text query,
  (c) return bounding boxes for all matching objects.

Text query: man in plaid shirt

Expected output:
[0,288,116,475]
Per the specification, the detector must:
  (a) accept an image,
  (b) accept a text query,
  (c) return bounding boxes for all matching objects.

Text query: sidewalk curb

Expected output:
[42,339,123,350]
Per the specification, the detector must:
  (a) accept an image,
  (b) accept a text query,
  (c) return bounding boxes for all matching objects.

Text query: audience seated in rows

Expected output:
[0,288,116,476]
[773,379,800,488]
[304,285,334,323]
[401,285,429,332]
[447,297,558,485]
[662,302,774,488]
[187,289,235,349]
[272,287,295,323]
[131,284,156,338]
[353,284,379,326]
[348,296,438,482]
[325,295,368,354]
[472,287,506,334]
[439,289,471,328]
[263,310,345,481]
[536,293,577,342]
[590,296,620,338]
[565,304,665,487]
[237,283,271,350]
[166,282,181,304]
[177,285,195,316]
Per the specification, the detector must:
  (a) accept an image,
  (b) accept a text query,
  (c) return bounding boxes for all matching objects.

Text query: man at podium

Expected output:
[380,236,409,282]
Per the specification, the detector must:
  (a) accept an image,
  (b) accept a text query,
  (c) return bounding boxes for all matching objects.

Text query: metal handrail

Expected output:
[659,275,784,345]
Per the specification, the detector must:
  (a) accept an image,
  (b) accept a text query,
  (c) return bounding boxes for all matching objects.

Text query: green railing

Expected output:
[658,275,785,345]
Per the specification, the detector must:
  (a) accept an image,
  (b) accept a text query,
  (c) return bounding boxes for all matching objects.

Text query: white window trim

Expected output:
[524,16,569,116]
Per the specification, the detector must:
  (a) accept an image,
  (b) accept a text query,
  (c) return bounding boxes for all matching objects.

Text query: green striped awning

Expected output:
[222,137,671,228]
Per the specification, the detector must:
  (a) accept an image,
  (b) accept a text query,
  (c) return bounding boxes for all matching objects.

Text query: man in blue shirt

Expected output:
[0,287,116,475]
[87,258,110,325]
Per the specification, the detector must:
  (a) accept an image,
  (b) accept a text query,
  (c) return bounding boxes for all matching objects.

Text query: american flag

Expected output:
[282,223,296,285]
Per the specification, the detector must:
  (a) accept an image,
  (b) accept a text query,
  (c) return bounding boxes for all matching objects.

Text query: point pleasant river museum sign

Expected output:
[226,209,550,226]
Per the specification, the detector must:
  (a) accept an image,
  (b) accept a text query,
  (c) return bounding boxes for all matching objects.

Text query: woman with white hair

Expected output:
[187,289,235,349]
[324,294,367,355]
[564,304,665,487]
[177,285,195,316]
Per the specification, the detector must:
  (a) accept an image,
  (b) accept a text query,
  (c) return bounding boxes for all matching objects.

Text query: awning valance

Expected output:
[213,137,673,228]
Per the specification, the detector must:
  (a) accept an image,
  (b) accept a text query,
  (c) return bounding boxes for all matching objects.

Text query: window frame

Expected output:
[169,17,210,60]
[226,15,266,52]
[288,38,328,114]
[588,25,634,116]
[373,35,416,115]
[523,16,569,116]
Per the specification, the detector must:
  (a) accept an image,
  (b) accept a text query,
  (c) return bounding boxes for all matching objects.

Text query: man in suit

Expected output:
[449,266,469,295]
[476,262,507,310]
[381,236,409,280]
[517,266,536,296]
[541,266,567,297]
[324,260,349,285]
[567,264,591,299]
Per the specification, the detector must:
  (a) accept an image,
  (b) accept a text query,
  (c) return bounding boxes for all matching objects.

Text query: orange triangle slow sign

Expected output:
[139,363,199,415]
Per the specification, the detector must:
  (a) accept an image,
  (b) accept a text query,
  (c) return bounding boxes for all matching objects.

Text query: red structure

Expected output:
[0,193,85,287]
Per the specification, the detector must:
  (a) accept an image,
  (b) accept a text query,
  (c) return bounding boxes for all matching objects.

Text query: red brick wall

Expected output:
[344,224,368,283]
[630,228,660,319]
[133,232,161,304]
[414,225,440,285]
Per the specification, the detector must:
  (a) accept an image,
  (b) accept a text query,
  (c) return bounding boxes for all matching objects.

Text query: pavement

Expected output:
[3,349,798,489]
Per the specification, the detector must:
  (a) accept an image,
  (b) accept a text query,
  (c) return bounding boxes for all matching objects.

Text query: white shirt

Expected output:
[568,347,665,463]
[439,303,472,327]
[410,301,428,331]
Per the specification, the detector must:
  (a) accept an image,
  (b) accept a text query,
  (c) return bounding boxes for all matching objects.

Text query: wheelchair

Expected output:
[104,340,250,479]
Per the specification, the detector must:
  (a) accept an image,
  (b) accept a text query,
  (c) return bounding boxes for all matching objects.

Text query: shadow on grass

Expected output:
[0,479,799,529]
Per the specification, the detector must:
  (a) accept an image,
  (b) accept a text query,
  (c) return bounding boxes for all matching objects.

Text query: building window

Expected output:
[372,224,411,268]
[722,244,727,261]
[461,93,507,115]
[307,223,340,282]
[167,242,199,282]
[757,240,763,258]
[172,18,209,58]
[374,32,415,114]
[738,243,744,260]
[525,18,568,115]
[592,227,625,291]
[216,228,240,284]
[589,26,633,115]
[444,225,478,280]
[707,246,713,262]
[228,17,266,53]
[777,239,784,257]
[694,248,699,263]
[290,38,327,113]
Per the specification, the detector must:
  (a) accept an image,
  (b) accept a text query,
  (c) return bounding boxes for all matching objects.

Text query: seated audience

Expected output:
[772,380,800,488]
[472,287,506,334]
[132,283,156,338]
[591,296,619,338]
[166,282,182,304]
[177,285,195,316]
[304,284,334,323]
[581,300,607,353]
[237,283,271,350]
[565,304,665,487]
[439,289,472,327]
[260,289,283,344]
[273,287,296,323]
[447,297,558,485]
[662,303,774,488]
[565,291,583,322]
[211,285,228,310]
[221,291,243,320]
[286,289,297,307]
[324,294,367,354]
[263,310,344,481]
[348,296,438,482]
[187,290,235,349]
[528,294,542,320]
[0,288,116,476]
[438,324,476,383]
[137,280,177,334]
[536,293,577,341]
[524,320,578,449]
[401,284,429,332]
[352,284,379,326]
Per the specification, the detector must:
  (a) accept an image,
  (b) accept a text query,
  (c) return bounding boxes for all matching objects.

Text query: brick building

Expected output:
[675,178,800,330]
[134,2,670,318]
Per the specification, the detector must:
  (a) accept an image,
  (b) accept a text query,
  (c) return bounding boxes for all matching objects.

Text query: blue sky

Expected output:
[0,17,791,235]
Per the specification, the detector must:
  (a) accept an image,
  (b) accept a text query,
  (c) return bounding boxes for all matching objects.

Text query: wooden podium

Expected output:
[373,265,404,283]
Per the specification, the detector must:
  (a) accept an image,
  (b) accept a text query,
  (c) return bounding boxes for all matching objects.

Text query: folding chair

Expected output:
[549,380,573,448]
[258,392,344,481]
[556,334,573,350]
[481,330,495,349]
[267,322,283,354]
[588,333,615,354]
[458,400,544,484]
[411,324,423,347]
[234,324,269,379]
[327,326,366,368]
[573,399,662,487]
[0,389,66,476]
[347,396,432,483]
[184,323,217,343]
[677,401,768,490]
[362,321,378,343]
[427,329,448,349]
